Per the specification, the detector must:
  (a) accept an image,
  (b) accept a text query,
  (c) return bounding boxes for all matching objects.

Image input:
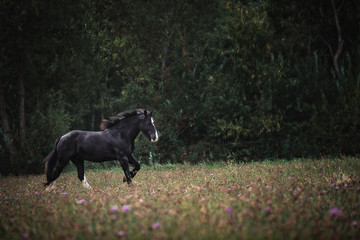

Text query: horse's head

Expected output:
[139,110,159,142]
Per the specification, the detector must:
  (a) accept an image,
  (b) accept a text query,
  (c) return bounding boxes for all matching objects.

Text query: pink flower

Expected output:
[22,233,29,238]
[76,199,85,204]
[329,207,343,217]
[265,206,271,212]
[35,192,39,195]
[152,222,160,229]
[352,221,358,226]
[117,231,126,237]
[111,214,117,221]
[122,205,131,212]
[225,206,233,214]
[201,197,206,201]
[111,205,119,212]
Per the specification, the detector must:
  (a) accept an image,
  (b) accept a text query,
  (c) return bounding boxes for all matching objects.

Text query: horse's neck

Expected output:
[113,117,140,141]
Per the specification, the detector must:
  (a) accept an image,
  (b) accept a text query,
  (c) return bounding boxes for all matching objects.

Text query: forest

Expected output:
[1,0,359,174]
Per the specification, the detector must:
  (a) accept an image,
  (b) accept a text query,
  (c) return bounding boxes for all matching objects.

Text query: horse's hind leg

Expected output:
[72,160,92,189]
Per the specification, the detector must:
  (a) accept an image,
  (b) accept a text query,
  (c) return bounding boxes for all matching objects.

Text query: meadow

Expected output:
[1,158,359,240]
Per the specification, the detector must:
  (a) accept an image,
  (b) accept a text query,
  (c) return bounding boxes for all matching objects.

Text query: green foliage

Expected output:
[23,91,72,173]
[1,0,360,174]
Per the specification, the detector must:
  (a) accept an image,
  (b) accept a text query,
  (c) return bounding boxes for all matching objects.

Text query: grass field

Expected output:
[1,158,360,240]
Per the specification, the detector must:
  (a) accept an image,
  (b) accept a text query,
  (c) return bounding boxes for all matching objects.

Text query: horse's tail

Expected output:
[44,137,61,186]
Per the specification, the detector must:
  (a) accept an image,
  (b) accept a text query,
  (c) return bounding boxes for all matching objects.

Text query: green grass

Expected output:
[1,158,360,239]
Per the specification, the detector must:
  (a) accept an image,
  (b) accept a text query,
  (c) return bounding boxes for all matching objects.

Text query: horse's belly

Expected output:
[80,151,116,162]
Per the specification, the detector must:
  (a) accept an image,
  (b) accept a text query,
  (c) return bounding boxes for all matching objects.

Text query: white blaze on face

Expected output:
[151,117,159,142]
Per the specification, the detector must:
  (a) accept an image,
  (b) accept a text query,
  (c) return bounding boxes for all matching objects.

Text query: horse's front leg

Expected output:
[123,155,141,182]
[119,156,132,185]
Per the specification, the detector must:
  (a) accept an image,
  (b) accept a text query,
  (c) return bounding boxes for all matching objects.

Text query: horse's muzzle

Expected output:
[151,137,158,142]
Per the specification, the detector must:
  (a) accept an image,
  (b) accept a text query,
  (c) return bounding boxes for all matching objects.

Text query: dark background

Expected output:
[1,0,359,174]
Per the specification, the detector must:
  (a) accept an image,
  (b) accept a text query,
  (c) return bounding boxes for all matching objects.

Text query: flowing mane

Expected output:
[100,109,145,130]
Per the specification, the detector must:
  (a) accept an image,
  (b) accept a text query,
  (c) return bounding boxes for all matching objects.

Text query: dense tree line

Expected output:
[1,0,359,174]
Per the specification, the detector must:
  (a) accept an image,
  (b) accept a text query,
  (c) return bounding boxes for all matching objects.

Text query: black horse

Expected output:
[44,109,158,189]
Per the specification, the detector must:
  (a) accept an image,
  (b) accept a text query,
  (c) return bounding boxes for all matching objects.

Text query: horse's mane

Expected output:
[100,109,145,130]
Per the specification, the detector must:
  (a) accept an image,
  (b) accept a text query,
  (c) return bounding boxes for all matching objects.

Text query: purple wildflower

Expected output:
[225,206,233,214]
[352,221,358,226]
[22,233,29,239]
[152,222,160,229]
[76,199,85,204]
[117,231,126,237]
[111,214,117,221]
[122,205,131,212]
[111,205,119,212]
[201,197,206,201]
[265,206,271,212]
[329,207,344,217]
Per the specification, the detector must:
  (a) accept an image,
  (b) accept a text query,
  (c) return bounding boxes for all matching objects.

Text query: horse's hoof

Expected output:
[123,177,126,183]
[45,184,56,192]
[82,180,92,189]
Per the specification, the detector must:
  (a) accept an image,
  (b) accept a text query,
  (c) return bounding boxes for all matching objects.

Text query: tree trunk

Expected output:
[18,69,25,147]
[330,0,344,80]
[0,84,18,157]
[91,108,95,130]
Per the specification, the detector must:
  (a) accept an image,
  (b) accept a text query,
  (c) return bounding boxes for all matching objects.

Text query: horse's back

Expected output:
[58,130,117,161]
[57,130,98,156]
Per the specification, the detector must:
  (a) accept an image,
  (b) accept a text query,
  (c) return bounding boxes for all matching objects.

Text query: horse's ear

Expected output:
[144,109,152,117]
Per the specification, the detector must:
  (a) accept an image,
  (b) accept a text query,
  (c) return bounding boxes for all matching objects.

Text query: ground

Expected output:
[1,158,359,239]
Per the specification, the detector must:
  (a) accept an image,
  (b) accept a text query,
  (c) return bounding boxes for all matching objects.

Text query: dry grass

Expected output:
[1,158,360,239]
